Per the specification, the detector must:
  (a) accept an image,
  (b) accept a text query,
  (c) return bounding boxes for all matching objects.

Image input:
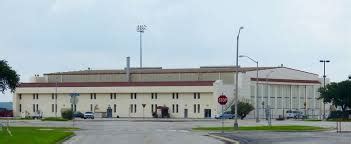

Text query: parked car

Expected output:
[215,113,238,119]
[84,112,94,119]
[31,111,43,119]
[73,111,84,118]
[286,110,303,119]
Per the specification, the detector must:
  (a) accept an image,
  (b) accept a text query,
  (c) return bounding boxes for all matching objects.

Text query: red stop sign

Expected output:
[218,95,228,105]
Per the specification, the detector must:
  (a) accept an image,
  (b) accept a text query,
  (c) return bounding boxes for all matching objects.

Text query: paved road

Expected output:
[64,120,223,144]
[215,131,351,144]
[4,118,351,144]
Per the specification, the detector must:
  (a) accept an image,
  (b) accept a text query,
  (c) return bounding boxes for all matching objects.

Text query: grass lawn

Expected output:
[193,125,328,132]
[0,127,76,144]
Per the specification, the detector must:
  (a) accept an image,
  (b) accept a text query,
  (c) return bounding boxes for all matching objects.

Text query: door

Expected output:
[204,109,211,118]
[184,109,188,118]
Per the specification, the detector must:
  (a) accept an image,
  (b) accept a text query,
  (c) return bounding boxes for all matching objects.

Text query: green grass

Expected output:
[42,117,69,121]
[0,127,76,144]
[193,125,328,132]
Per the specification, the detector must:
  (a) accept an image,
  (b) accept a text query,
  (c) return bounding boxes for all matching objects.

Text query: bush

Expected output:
[61,109,73,120]
[328,110,350,120]
[42,117,68,121]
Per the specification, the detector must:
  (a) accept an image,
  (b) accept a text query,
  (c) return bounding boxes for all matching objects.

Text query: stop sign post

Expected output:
[218,94,227,133]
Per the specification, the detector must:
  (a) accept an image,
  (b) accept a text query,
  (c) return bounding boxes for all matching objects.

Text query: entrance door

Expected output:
[184,109,188,118]
[204,109,211,118]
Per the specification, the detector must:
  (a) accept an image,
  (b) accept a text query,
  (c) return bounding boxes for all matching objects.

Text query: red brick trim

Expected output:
[250,78,320,84]
[18,81,215,88]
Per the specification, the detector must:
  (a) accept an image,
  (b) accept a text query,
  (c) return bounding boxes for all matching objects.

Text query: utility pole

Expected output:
[137,25,147,68]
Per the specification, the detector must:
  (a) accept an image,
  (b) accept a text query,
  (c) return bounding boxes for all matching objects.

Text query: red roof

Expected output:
[18,81,215,88]
[251,78,320,84]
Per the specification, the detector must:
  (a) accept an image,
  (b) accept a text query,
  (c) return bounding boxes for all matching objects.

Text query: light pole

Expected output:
[234,26,244,129]
[320,60,330,120]
[137,25,147,68]
[239,55,259,122]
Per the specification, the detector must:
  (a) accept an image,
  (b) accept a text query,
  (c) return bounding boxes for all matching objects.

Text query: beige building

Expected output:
[13,66,325,119]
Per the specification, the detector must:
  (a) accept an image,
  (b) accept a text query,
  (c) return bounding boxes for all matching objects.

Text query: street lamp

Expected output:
[137,25,147,68]
[319,60,330,120]
[234,26,244,129]
[239,55,259,123]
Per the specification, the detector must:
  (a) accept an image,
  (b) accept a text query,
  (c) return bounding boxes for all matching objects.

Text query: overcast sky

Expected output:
[0,0,350,102]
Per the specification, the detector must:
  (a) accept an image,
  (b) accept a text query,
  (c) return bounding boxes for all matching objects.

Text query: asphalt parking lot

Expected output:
[4,118,351,144]
[215,131,351,144]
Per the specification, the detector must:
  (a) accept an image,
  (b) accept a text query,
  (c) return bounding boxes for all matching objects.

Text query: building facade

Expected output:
[13,66,325,119]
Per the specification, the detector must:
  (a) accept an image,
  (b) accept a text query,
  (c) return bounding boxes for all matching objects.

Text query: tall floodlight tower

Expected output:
[137,25,147,68]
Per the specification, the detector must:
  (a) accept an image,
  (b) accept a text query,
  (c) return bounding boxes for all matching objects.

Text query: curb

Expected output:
[208,134,240,144]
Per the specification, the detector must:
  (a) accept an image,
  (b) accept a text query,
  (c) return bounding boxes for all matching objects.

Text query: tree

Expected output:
[230,101,255,119]
[0,60,20,93]
[318,80,351,118]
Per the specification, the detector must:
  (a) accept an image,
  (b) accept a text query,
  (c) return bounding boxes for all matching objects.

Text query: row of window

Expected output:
[19,93,202,100]
[19,103,203,114]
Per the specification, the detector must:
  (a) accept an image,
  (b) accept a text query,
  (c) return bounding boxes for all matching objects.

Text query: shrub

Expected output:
[61,109,73,120]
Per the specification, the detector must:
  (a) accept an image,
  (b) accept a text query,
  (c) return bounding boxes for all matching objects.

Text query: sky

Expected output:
[0,0,350,102]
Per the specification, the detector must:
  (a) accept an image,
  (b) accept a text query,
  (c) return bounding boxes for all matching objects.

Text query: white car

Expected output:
[84,112,94,119]
[286,110,303,119]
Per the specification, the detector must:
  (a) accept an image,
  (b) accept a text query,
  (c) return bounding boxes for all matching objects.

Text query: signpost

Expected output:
[218,94,228,133]
[69,93,79,127]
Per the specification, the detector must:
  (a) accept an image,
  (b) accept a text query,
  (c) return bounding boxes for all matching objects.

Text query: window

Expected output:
[71,104,73,111]
[151,104,154,113]
[197,104,200,113]
[172,104,175,113]
[193,104,196,113]
[151,93,154,99]
[36,94,38,99]
[74,104,77,112]
[33,94,35,99]
[55,94,57,99]
[155,93,157,99]
[90,93,93,99]
[52,93,55,99]
[172,93,179,99]
[176,104,179,113]
[52,104,54,112]
[134,104,137,113]
[36,104,39,112]
[90,104,93,112]
[94,93,96,99]
[114,104,116,113]
[33,104,35,112]
[130,104,133,113]
[19,94,22,100]
[19,104,22,112]
[131,93,137,99]
[55,104,57,112]
[110,93,117,100]
[193,93,200,99]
